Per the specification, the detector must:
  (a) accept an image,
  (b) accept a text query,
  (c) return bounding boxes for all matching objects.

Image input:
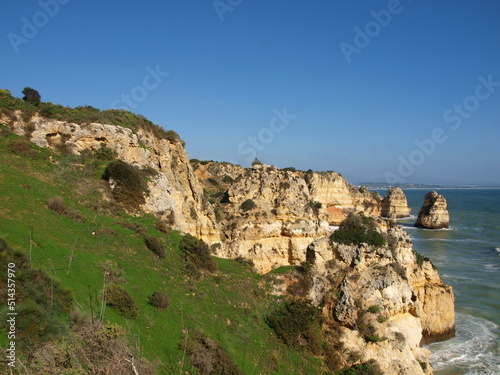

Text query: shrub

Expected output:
[148,290,170,310]
[144,236,166,258]
[222,175,234,184]
[93,143,117,161]
[367,305,381,314]
[155,220,171,235]
[7,138,37,157]
[102,284,138,319]
[118,220,148,235]
[415,251,430,268]
[240,199,256,212]
[266,300,321,352]
[180,330,244,375]
[46,196,84,220]
[331,213,386,247]
[22,87,41,105]
[335,360,382,375]
[180,234,217,274]
[208,177,219,186]
[102,160,149,209]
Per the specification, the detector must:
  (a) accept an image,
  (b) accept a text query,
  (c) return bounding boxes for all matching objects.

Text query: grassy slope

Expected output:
[0,131,325,374]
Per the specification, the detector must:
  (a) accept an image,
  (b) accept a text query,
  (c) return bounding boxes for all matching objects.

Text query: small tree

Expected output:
[22,87,41,105]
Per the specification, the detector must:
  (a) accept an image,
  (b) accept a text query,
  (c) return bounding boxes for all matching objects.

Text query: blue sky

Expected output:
[1,0,499,185]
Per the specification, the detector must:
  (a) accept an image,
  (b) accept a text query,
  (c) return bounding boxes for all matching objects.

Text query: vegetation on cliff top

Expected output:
[0,88,184,144]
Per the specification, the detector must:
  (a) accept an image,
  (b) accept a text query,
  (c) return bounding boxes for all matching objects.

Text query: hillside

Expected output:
[0,92,455,374]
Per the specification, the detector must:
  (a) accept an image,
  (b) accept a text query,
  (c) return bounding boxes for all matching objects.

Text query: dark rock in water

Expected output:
[415,191,450,229]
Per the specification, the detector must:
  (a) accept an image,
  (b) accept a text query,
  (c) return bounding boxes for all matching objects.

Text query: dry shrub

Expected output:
[155,220,171,235]
[181,330,244,375]
[25,315,155,374]
[117,220,148,235]
[147,289,170,310]
[7,137,37,157]
[46,196,85,220]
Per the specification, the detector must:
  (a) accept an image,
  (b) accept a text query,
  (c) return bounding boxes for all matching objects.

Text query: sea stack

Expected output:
[415,190,450,229]
[381,187,411,218]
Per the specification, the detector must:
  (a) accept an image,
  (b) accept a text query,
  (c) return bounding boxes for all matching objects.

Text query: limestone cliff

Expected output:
[197,163,384,273]
[274,222,455,374]
[381,187,411,219]
[3,112,456,374]
[2,111,221,244]
[415,191,450,229]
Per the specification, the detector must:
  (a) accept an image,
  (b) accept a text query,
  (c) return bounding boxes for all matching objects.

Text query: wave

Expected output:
[427,313,500,375]
[494,247,500,255]
[417,237,484,244]
[484,264,500,272]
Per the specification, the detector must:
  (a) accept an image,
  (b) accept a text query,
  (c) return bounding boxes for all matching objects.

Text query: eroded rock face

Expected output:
[296,224,455,374]
[209,165,384,272]
[381,187,411,219]
[415,191,449,229]
[4,112,221,244]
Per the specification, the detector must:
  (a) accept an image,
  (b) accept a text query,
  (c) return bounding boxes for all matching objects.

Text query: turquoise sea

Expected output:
[385,189,500,375]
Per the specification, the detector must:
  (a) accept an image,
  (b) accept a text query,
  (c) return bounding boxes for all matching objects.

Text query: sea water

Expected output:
[392,189,500,375]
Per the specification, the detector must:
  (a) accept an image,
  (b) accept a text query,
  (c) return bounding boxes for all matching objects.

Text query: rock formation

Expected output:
[2,111,456,374]
[297,223,455,374]
[415,191,450,229]
[2,111,222,244]
[381,187,411,219]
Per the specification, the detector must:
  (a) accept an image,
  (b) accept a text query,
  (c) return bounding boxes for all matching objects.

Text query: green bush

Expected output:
[144,236,166,258]
[331,213,386,247]
[266,300,321,353]
[93,143,117,161]
[367,305,381,314]
[102,160,149,209]
[335,360,382,375]
[240,199,256,212]
[148,290,170,310]
[222,175,234,184]
[22,87,41,105]
[180,234,217,274]
[102,284,138,319]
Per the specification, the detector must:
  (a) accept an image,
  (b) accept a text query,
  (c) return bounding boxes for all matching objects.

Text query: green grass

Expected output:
[0,134,327,374]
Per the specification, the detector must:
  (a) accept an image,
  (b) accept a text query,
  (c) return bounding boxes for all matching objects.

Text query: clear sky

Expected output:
[2,0,499,185]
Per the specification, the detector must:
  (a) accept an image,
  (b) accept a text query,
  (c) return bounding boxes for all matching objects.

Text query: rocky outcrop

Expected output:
[415,191,449,229]
[294,223,455,374]
[381,187,411,219]
[3,112,221,244]
[208,165,385,272]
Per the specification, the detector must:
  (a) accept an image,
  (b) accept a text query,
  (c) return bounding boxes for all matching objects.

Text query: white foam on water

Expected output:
[484,264,500,272]
[494,247,500,255]
[427,313,500,374]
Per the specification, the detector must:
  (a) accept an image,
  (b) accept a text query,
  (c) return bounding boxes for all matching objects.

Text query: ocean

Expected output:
[385,189,500,375]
